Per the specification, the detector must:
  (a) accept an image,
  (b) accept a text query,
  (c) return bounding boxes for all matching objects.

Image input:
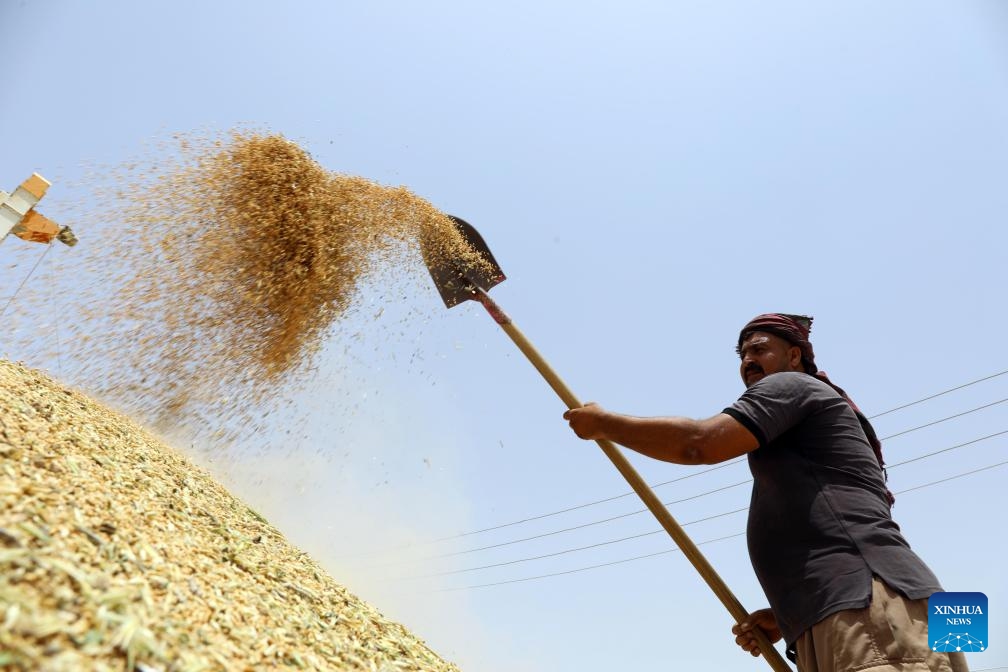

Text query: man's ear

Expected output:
[788,345,803,371]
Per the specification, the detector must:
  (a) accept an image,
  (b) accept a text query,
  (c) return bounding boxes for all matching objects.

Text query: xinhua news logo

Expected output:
[928,592,988,653]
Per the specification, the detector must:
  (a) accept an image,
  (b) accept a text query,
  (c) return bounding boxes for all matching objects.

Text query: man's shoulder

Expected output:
[750,372,838,398]
[753,371,819,389]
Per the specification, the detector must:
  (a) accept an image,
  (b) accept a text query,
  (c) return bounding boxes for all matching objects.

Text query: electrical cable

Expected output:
[431,411,1006,562]
[432,376,1008,546]
[437,532,747,591]
[438,457,1008,591]
[417,507,748,578]
[880,399,1008,441]
[885,430,1008,470]
[868,370,1008,419]
[344,377,1008,563]
[0,243,52,319]
[345,465,749,566]
[47,245,63,377]
[430,457,745,542]
[431,481,751,560]
[414,431,1002,578]
[895,458,1008,495]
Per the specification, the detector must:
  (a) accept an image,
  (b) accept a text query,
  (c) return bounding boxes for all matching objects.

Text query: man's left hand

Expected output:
[732,608,783,657]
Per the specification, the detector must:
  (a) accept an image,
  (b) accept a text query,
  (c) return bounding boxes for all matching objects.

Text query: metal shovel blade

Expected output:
[422,215,506,308]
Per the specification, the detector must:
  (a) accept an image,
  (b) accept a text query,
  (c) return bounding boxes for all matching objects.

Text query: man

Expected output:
[563,313,966,672]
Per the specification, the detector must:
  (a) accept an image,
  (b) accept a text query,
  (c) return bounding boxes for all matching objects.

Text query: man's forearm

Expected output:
[598,413,706,465]
[564,403,757,465]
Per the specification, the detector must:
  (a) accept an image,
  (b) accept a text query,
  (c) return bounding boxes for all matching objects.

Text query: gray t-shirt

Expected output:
[723,371,942,648]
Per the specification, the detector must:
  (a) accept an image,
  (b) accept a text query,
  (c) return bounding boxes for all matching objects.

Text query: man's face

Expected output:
[738,331,803,387]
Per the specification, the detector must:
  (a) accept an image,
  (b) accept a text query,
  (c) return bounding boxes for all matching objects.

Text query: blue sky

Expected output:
[3,2,1007,670]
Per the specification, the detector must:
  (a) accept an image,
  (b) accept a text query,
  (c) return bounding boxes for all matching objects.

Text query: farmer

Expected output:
[563,313,966,672]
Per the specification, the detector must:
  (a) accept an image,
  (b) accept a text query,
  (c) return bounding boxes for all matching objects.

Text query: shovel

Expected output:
[422,216,791,672]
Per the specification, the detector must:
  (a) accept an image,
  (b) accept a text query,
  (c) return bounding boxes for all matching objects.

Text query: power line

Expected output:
[346,377,1008,562]
[431,457,745,542]
[431,481,750,560]
[420,432,1002,579]
[435,379,1008,547]
[880,398,1008,441]
[432,411,1005,562]
[336,459,749,564]
[895,458,1008,495]
[436,532,747,591]
[47,246,63,378]
[438,457,1008,591]
[356,476,747,571]
[868,369,1008,419]
[416,507,748,578]
[885,430,1008,470]
[0,243,52,319]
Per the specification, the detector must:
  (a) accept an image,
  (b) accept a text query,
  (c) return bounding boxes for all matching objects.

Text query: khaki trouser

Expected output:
[795,577,970,672]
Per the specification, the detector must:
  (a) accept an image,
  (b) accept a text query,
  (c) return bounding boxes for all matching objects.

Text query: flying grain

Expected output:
[41,131,487,438]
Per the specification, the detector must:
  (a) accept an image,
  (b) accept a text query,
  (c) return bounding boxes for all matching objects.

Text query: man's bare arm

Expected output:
[563,404,758,465]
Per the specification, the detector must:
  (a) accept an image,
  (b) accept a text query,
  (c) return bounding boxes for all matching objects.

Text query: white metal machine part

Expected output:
[1,173,77,246]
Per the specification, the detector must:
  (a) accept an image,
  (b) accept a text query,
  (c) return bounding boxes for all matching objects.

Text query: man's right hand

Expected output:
[731,608,783,657]
[562,403,612,441]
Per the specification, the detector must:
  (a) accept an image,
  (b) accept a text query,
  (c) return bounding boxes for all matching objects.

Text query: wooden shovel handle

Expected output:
[475,289,792,672]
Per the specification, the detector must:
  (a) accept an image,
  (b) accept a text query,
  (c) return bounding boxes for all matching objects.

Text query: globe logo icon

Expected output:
[932,633,985,653]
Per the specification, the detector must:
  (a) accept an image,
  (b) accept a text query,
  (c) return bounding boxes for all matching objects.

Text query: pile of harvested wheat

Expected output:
[1,133,484,667]
[0,359,460,671]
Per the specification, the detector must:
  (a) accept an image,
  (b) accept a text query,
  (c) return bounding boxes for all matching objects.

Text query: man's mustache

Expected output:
[745,364,764,376]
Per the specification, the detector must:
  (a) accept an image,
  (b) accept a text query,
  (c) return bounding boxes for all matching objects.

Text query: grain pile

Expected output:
[0,359,461,672]
[47,131,488,436]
